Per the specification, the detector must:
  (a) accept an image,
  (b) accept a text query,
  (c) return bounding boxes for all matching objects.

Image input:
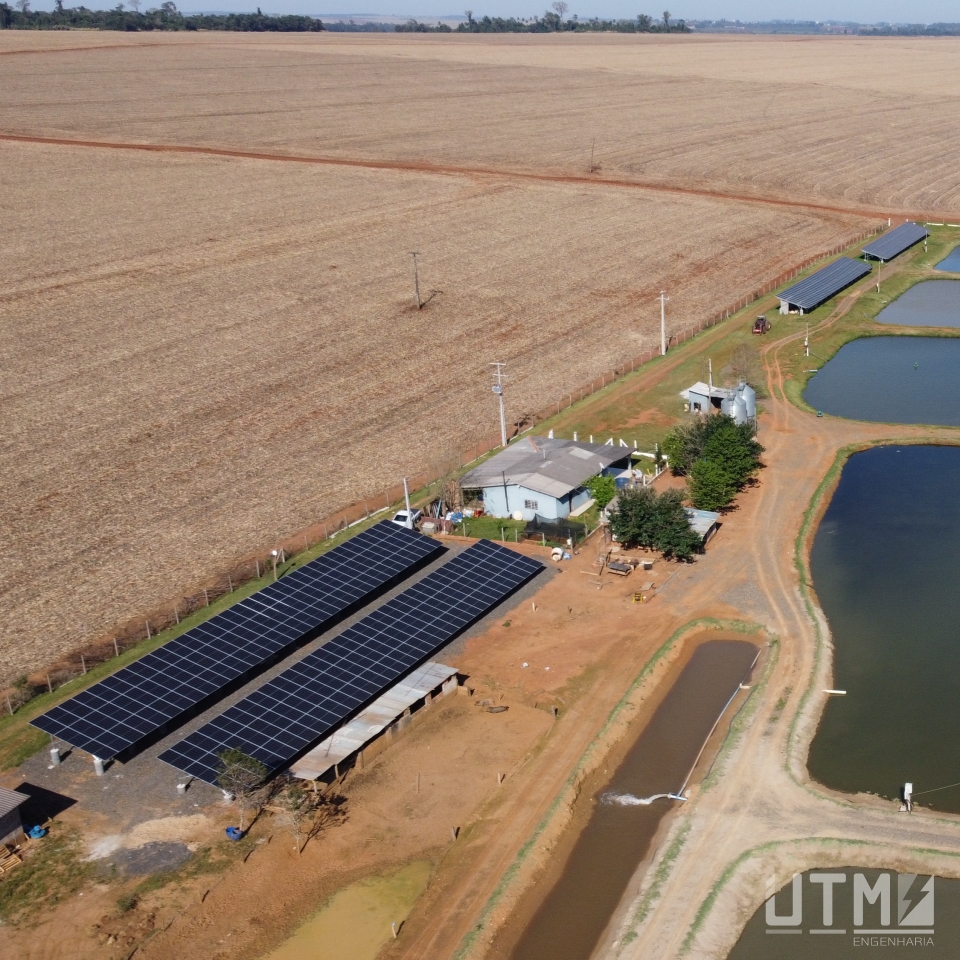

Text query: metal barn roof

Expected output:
[0,786,29,818]
[778,257,871,312]
[862,222,929,262]
[459,437,630,499]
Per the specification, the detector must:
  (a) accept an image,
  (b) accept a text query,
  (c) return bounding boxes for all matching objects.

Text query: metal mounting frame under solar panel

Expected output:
[777,257,872,313]
[31,521,443,761]
[862,222,929,262]
[159,539,544,785]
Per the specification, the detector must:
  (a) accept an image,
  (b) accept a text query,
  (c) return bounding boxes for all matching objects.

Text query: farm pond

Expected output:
[803,336,960,425]
[875,279,960,328]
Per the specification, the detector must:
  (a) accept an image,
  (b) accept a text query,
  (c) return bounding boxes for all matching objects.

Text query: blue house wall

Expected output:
[481,484,571,521]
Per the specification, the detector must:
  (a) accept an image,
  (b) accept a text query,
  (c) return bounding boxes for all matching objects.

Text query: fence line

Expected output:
[3,222,886,709]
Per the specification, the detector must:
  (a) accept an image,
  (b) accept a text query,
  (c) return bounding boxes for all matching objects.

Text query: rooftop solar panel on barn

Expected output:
[159,540,544,785]
[778,257,871,312]
[31,522,443,761]
[862,222,929,262]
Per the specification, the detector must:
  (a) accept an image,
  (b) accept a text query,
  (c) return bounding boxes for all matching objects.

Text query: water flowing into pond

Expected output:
[503,638,759,960]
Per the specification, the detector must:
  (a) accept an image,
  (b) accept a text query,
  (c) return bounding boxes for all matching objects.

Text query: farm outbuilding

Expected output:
[778,257,871,314]
[862,222,928,262]
[0,787,29,847]
[681,380,756,425]
[459,436,631,521]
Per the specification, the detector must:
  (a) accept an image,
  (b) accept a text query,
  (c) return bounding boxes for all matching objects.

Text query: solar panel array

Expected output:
[32,522,443,760]
[159,539,544,785]
[862,222,929,262]
[778,257,871,312]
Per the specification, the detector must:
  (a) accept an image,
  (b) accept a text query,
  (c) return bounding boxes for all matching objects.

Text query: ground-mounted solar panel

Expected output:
[778,257,872,313]
[31,522,443,761]
[159,540,544,785]
[862,222,928,262]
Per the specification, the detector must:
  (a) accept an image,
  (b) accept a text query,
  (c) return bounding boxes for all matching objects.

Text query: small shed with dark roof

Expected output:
[0,787,29,846]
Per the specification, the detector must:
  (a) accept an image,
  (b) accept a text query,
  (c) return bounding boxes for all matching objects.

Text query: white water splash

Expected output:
[600,792,672,806]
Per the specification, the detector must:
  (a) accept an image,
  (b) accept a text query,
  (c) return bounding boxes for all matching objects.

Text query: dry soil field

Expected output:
[2,32,956,680]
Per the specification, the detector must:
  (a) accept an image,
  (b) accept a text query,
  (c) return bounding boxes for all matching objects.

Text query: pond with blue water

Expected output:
[803,336,960,425]
[875,279,960,328]
[936,245,960,272]
[807,445,960,813]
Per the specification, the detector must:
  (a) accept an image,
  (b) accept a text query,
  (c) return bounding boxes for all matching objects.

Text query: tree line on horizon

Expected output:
[452,7,688,33]
[0,1,324,30]
[0,1,689,33]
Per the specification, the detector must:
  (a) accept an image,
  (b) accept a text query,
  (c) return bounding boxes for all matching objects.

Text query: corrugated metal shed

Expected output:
[289,661,458,781]
[460,437,628,499]
[0,786,29,818]
[684,507,721,539]
[778,257,871,312]
[862,222,928,262]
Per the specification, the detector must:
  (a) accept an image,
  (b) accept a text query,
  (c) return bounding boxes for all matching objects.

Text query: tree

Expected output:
[14,0,30,12]
[551,0,568,20]
[689,458,736,511]
[464,8,473,23]
[587,474,617,511]
[662,9,670,29]
[637,13,652,30]
[687,420,764,510]
[127,0,141,11]
[217,747,268,834]
[276,781,313,855]
[609,486,702,561]
[0,2,11,26]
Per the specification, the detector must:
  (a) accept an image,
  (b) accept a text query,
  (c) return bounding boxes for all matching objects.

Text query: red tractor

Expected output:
[752,315,771,335]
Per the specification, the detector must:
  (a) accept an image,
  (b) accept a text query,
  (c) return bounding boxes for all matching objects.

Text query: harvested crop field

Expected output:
[3,31,954,679]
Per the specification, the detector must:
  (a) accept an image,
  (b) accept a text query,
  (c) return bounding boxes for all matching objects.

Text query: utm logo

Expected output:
[764,871,935,942]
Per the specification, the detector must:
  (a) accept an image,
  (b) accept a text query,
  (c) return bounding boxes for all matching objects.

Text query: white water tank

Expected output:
[739,381,757,419]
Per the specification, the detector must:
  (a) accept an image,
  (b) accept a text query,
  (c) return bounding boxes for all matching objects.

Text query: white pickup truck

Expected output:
[390,509,423,530]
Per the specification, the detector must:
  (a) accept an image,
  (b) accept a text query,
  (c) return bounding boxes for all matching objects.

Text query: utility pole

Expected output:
[659,291,670,357]
[491,362,507,448]
[411,252,421,310]
[805,323,810,358]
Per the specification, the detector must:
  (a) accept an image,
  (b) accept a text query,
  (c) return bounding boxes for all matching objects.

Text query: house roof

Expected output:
[460,436,629,499]
[0,786,29,818]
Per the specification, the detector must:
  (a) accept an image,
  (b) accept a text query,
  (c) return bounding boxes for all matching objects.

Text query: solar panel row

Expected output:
[778,257,871,312]
[862,222,928,262]
[159,539,544,785]
[32,522,443,760]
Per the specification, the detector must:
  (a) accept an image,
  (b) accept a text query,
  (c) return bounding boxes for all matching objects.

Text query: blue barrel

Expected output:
[225,826,242,841]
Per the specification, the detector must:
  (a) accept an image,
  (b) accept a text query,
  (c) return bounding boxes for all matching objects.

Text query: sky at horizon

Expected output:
[21,0,960,23]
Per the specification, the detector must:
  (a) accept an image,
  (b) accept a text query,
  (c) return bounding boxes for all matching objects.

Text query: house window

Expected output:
[524,499,538,510]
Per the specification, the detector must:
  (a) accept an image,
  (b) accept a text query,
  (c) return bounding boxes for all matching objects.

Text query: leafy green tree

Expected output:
[609,487,702,561]
[587,474,617,511]
[689,458,736,511]
[687,419,763,510]
[217,747,268,833]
